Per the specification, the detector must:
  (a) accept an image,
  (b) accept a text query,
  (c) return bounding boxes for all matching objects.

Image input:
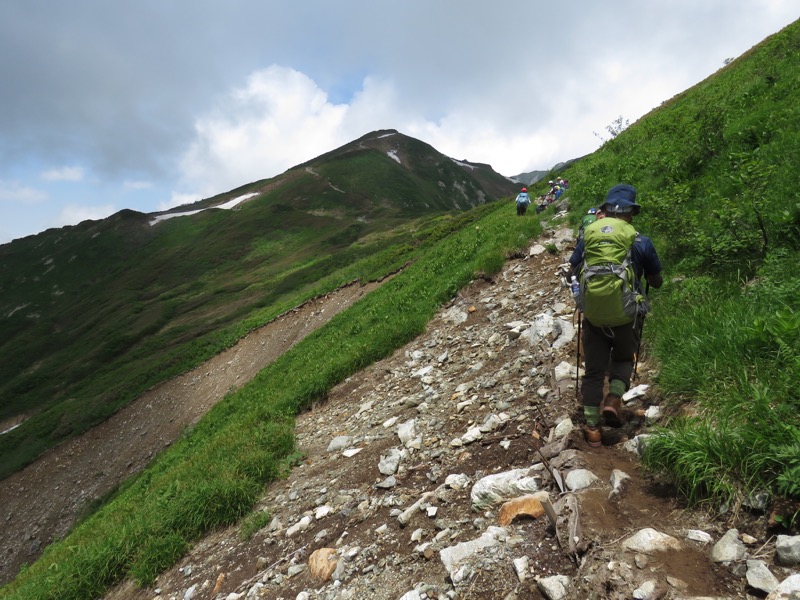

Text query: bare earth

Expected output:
[0,280,381,585]
[1,226,787,599]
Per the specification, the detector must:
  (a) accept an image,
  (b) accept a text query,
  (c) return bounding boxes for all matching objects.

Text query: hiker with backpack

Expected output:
[578,207,598,239]
[567,184,663,447]
[515,187,532,216]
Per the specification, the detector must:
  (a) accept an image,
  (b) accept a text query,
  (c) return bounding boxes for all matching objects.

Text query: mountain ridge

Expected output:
[0,128,519,483]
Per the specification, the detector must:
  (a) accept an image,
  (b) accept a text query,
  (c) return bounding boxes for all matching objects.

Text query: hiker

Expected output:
[567,184,663,447]
[515,187,531,216]
[578,207,598,239]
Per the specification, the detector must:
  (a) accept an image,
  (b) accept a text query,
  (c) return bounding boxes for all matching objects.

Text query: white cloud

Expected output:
[0,180,47,204]
[41,166,84,182]
[178,66,349,198]
[123,180,153,190]
[57,203,117,226]
[159,191,201,211]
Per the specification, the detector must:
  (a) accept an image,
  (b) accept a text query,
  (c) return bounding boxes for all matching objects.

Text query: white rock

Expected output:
[356,400,373,415]
[767,574,800,599]
[326,435,353,452]
[315,505,333,520]
[711,528,746,562]
[551,318,575,350]
[444,473,470,490]
[513,556,529,582]
[413,365,433,378]
[644,405,662,422]
[746,559,779,594]
[686,529,714,544]
[623,433,654,456]
[632,579,658,600]
[461,426,483,444]
[378,448,404,475]
[564,469,599,491]
[342,447,362,458]
[286,516,313,537]
[776,534,800,566]
[439,526,507,577]
[470,468,541,509]
[397,419,417,445]
[609,469,631,499]
[536,574,571,600]
[553,417,574,439]
[622,528,682,553]
[622,383,649,401]
[479,413,505,433]
[553,361,575,382]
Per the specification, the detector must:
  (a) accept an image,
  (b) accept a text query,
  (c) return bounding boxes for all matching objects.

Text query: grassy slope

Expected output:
[0,198,539,600]
[4,20,800,597]
[556,19,800,516]
[0,132,518,481]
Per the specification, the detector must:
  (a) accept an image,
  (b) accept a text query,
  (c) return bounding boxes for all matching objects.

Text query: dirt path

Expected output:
[99,227,773,600]
[2,225,786,599]
[0,280,382,585]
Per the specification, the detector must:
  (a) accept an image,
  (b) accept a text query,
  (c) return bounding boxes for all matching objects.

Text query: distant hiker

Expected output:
[535,196,548,213]
[578,207,598,239]
[515,188,532,216]
[567,184,663,447]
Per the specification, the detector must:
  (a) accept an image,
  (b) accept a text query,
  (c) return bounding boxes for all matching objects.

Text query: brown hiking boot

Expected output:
[583,425,601,447]
[602,394,623,428]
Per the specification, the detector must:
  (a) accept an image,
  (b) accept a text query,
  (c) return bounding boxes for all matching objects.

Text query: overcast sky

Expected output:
[0,1,796,245]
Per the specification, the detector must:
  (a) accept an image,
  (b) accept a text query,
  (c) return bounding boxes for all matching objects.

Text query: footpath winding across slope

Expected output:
[3,223,796,599]
[0,281,381,585]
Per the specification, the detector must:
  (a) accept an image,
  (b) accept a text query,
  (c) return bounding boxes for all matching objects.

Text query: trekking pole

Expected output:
[575,309,582,396]
[633,316,644,381]
[632,282,650,381]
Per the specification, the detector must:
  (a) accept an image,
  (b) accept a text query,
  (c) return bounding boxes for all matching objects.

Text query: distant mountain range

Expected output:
[0,128,521,479]
[511,156,585,186]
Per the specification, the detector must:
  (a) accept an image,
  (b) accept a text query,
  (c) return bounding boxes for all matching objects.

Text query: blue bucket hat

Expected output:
[602,183,641,215]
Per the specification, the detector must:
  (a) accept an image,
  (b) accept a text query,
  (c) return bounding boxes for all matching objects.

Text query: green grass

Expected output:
[0,132,519,481]
[5,18,800,597]
[0,199,540,600]
[549,19,800,519]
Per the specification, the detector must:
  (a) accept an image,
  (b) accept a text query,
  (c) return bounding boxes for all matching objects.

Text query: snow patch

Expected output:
[387,150,401,164]
[0,423,21,436]
[451,158,477,170]
[149,192,260,225]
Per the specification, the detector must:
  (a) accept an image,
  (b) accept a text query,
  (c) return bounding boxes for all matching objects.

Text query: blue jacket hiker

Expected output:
[567,184,663,447]
[515,188,531,216]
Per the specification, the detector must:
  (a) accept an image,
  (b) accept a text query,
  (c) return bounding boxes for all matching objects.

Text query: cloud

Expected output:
[0,180,47,204]
[41,166,84,182]
[177,66,350,198]
[123,180,153,190]
[57,203,117,226]
[159,192,201,212]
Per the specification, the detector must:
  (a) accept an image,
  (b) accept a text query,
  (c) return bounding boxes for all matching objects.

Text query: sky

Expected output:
[0,1,797,246]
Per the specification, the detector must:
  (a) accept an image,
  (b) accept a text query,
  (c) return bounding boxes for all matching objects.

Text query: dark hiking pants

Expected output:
[580,318,641,409]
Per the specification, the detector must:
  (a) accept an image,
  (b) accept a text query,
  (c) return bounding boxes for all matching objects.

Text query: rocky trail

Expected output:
[4,222,799,599]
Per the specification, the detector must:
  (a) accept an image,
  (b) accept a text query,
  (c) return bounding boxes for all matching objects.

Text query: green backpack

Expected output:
[576,218,648,327]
